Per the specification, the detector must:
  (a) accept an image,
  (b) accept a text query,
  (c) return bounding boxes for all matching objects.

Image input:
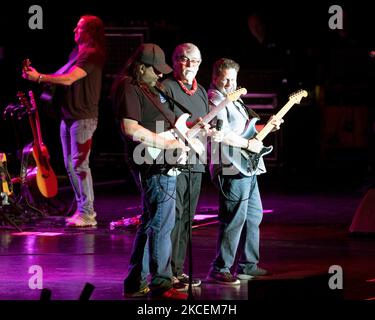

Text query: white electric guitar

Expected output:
[147,88,247,176]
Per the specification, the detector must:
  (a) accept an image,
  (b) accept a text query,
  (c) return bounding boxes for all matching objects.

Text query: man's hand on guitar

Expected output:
[190,117,210,136]
[246,138,263,154]
[209,128,224,143]
[268,115,284,132]
[22,66,40,83]
[165,139,190,165]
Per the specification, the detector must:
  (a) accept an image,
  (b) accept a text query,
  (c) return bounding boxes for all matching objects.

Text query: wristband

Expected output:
[37,74,43,83]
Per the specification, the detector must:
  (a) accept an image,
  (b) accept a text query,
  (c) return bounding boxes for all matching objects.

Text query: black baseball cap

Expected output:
[137,43,172,74]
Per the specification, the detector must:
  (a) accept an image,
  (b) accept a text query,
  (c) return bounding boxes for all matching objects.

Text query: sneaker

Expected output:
[177,273,202,287]
[236,267,268,280]
[155,288,188,300]
[172,276,188,291]
[66,210,96,220]
[66,212,97,227]
[206,271,240,285]
[124,286,150,298]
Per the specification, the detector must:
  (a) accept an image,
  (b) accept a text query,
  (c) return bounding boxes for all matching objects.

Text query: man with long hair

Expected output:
[22,15,106,227]
[111,43,189,300]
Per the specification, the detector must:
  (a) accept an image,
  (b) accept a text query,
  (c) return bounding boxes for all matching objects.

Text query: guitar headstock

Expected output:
[22,58,31,72]
[288,89,308,104]
[227,87,248,102]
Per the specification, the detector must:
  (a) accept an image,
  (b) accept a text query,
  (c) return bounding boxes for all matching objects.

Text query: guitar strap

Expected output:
[236,99,261,120]
[140,85,176,128]
[140,85,200,167]
[55,49,78,75]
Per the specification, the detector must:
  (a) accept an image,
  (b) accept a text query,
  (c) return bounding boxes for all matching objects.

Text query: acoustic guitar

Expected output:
[17,91,58,198]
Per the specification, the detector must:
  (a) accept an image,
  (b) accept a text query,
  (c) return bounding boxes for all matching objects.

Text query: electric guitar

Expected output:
[146,88,247,176]
[221,89,308,176]
[17,91,58,198]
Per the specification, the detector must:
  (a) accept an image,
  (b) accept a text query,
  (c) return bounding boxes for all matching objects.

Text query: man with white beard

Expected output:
[161,43,208,290]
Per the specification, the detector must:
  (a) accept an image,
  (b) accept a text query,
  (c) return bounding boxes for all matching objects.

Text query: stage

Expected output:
[1,170,374,302]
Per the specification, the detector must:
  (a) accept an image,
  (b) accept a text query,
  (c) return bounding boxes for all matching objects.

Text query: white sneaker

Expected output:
[66,212,97,227]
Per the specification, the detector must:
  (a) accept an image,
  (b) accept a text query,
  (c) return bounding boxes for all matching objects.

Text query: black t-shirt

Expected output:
[162,76,209,172]
[62,47,105,120]
[113,77,175,132]
[162,77,209,120]
[112,77,177,172]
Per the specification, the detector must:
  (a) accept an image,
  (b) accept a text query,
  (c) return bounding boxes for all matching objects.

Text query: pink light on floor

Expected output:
[193,214,217,221]
[11,232,64,236]
[263,209,274,214]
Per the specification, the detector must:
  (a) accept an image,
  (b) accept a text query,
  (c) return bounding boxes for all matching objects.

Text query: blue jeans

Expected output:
[124,171,176,294]
[211,174,263,274]
[60,118,97,215]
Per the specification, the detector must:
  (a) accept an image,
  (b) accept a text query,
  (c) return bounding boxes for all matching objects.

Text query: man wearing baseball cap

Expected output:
[111,43,188,300]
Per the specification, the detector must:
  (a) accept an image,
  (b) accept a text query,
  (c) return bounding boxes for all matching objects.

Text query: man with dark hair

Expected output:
[207,58,282,285]
[111,43,189,300]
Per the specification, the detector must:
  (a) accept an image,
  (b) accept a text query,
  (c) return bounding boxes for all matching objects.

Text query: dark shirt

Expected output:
[112,77,177,172]
[62,47,105,120]
[162,77,209,119]
[113,77,175,132]
[162,76,209,172]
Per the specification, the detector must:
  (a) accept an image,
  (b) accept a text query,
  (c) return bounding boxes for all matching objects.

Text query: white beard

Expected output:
[183,70,196,84]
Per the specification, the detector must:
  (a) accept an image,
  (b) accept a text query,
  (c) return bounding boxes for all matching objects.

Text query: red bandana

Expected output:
[177,78,197,96]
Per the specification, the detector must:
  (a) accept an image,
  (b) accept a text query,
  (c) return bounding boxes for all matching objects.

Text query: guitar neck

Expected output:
[255,98,295,141]
[188,96,231,138]
[34,109,44,145]
[29,91,44,145]
[187,88,247,138]
[28,114,42,150]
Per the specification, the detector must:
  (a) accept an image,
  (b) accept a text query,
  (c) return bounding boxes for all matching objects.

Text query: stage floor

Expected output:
[1,173,375,301]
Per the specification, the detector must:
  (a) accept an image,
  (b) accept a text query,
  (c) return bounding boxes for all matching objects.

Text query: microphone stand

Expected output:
[155,83,196,300]
[186,141,194,300]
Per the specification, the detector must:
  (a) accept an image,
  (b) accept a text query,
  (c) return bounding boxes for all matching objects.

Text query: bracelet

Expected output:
[37,74,43,84]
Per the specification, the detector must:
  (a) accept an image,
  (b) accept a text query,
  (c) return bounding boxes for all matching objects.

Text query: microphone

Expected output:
[213,119,223,164]
[216,119,223,131]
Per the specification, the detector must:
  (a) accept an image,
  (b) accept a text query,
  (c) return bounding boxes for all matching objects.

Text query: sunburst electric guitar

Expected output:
[147,88,247,176]
[17,91,58,198]
[222,89,308,176]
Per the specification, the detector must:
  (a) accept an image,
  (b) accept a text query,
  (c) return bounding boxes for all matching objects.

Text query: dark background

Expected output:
[1,1,374,188]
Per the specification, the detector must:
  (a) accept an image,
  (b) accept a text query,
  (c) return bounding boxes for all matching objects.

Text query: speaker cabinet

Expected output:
[104,27,148,78]
[241,93,281,164]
